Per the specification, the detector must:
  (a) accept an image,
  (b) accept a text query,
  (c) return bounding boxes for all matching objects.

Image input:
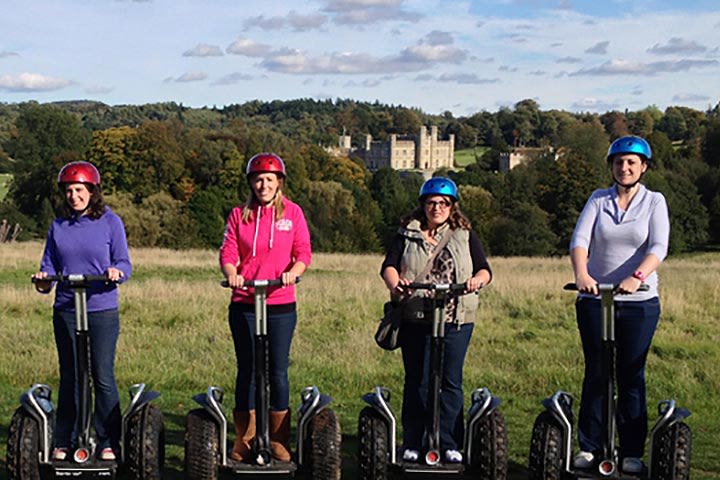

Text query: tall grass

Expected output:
[1,242,718,479]
[0,174,11,202]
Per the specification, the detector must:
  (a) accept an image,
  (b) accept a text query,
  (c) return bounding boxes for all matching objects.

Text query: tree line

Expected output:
[0,98,718,255]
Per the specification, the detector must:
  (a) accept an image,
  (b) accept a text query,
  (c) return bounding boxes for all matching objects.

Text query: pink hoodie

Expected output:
[219,197,312,305]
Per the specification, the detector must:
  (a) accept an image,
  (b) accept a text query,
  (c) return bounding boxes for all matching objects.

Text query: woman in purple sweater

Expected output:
[32,161,132,462]
[570,136,670,474]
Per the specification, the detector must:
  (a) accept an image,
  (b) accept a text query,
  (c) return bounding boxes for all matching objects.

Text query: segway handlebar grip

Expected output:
[563,282,649,292]
[220,277,301,288]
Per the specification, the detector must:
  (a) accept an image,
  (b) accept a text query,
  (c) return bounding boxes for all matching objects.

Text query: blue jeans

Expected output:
[228,303,297,411]
[576,297,660,457]
[400,321,474,451]
[53,308,121,450]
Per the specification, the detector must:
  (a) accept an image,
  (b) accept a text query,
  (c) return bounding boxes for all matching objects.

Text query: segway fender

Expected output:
[467,387,501,420]
[650,399,691,436]
[359,386,397,465]
[19,384,54,464]
[541,391,575,473]
[123,383,161,419]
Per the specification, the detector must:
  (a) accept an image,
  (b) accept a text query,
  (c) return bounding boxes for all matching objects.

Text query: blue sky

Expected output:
[1,0,718,116]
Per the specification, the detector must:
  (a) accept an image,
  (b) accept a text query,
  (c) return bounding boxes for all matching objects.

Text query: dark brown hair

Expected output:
[400,197,472,230]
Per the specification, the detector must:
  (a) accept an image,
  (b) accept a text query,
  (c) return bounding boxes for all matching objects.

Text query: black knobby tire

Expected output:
[126,404,165,480]
[650,421,692,480]
[184,409,220,480]
[528,411,565,480]
[303,408,342,480]
[7,408,41,480]
[357,407,389,480]
[468,408,508,480]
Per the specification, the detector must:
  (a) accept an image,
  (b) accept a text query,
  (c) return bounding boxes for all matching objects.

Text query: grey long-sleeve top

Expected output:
[569,184,670,301]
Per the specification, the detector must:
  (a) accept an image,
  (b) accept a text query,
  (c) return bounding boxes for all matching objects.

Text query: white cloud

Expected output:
[183,43,223,57]
[570,58,718,76]
[556,56,582,63]
[585,41,609,55]
[175,72,207,83]
[0,51,20,58]
[672,93,711,102]
[287,11,328,31]
[570,97,619,112]
[0,73,71,92]
[322,0,422,25]
[647,37,707,55]
[226,37,273,57]
[414,73,500,85]
[212,72,254,85]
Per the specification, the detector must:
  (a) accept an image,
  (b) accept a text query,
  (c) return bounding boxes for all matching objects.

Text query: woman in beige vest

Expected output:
[380,177,492,464]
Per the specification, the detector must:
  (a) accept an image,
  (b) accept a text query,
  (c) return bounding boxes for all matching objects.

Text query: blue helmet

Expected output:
[607,136,652,162]
[419,177,458,202]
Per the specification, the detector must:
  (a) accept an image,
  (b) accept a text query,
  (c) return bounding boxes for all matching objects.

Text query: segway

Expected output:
[528,283,692,480]
[184,278,342,479]
[7,274,165,480]
[358,282,508,479]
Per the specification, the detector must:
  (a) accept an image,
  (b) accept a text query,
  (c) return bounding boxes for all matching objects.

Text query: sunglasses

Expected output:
[424,200,452,209]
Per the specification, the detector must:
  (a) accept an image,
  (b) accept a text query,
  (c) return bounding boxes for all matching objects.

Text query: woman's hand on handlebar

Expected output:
[616,275,643,295]
[105,267,124,282]
[32,272,52,293]
[575,273,598,296]
[465,277,484,293]
[281,271,298,287]
[225,272,245,289]
[391,277,412,296]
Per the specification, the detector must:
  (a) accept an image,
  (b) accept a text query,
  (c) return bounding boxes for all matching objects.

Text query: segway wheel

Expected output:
[468,408,508,480]
[303,408,342,480]
[126,403,165,480]
[528,411,565,480]
[184,409,219,480]
[358,407,389,480]
[650,421,691,480]
[7,407,41,480]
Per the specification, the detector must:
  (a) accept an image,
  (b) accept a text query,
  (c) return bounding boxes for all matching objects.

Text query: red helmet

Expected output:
[57,161,101,186]
[246,153,286,178]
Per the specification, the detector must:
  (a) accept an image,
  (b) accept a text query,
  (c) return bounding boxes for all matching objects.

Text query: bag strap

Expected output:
[413,228,455,282]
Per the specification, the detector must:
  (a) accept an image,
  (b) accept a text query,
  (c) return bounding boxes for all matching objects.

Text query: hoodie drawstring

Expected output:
[251,204,275,257]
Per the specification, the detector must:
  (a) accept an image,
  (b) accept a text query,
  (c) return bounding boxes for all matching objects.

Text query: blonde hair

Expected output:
[240,176,286,223]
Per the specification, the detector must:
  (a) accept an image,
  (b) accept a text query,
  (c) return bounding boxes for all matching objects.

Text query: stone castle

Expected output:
[335,126,454,172]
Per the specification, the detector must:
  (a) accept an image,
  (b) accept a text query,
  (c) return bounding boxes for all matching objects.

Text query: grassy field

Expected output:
[1,242,718,479]
[454,147,488,168]
[0,174,11,202]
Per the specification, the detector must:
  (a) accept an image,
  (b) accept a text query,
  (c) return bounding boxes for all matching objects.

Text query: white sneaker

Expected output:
[402,449,419,462]
[573,451,595,469]
[52,448,69,461]
[622,457,644,473]
[99,448,116,461]
[445,449,463,463]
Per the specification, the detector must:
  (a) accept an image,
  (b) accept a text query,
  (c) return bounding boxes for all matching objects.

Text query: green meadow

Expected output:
[0,174,11,202]
[1,242,718,479]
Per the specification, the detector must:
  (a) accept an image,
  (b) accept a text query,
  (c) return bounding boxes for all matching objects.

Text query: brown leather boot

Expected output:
[269,410,291,462]
[230,410,255,462]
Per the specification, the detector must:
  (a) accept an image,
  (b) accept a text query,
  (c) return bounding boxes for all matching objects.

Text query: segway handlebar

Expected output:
[32,274,116,284]
[563,282,649,292]
[407,282,470,292]
[220,277,301,288]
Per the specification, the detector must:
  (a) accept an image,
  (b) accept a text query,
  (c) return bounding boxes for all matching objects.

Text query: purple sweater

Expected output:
[39,207,132,312]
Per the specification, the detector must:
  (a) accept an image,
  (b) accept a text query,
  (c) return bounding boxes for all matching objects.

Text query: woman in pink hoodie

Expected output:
[219,153,312,463]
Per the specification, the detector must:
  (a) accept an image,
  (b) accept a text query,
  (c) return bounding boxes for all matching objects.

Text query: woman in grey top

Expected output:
[569,135,670,474]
